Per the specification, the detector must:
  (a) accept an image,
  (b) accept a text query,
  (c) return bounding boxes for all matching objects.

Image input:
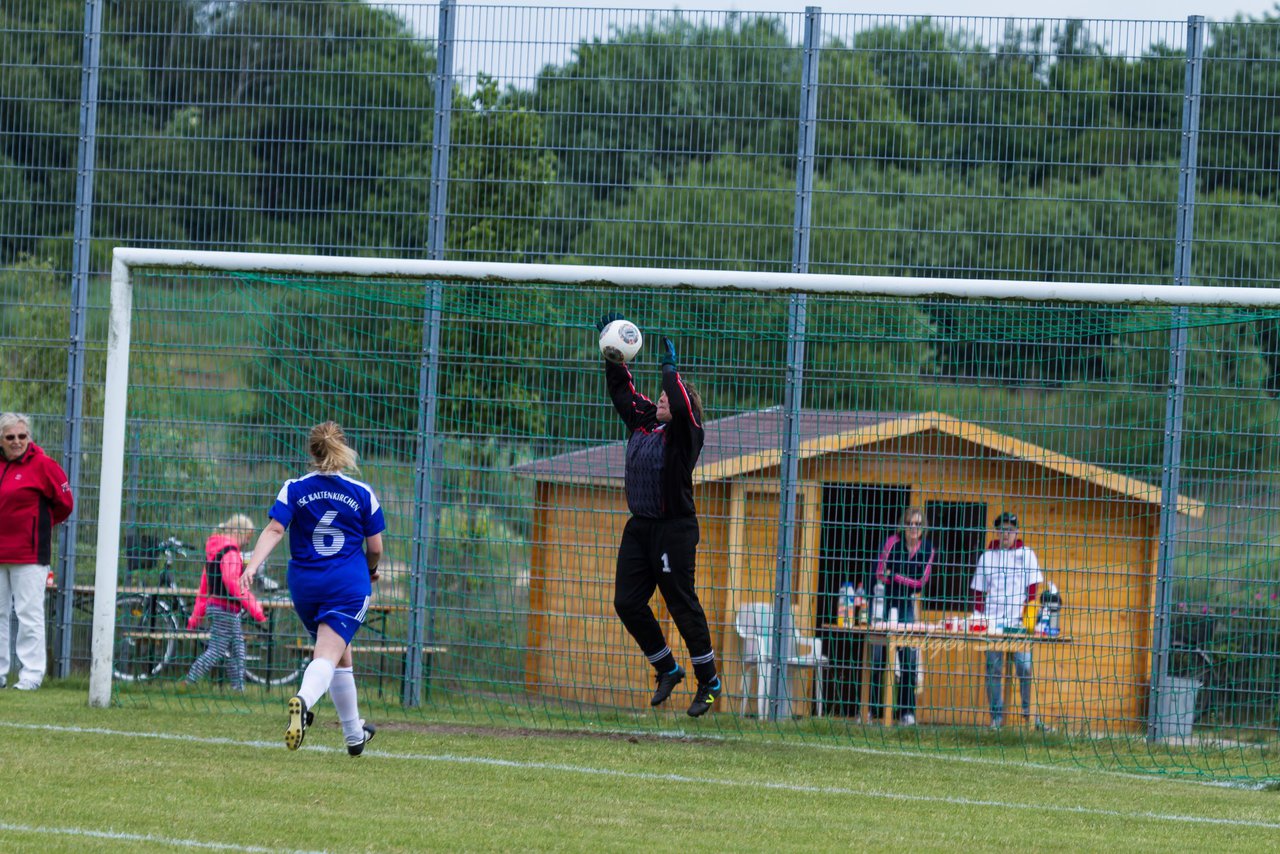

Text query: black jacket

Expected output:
[606,360,703,519]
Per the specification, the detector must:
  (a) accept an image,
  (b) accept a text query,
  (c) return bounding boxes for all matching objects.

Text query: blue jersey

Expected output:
[269,471,386,575]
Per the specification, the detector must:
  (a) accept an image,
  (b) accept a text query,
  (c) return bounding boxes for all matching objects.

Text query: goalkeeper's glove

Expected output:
[659,336,678,369]
[595,311,624,333]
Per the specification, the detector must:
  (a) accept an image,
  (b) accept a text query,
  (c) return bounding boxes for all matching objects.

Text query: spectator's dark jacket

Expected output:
[606,360,703,519]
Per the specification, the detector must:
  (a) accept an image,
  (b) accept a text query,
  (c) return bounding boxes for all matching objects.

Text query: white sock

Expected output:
[297,658,336,709]
[328,666,365,744]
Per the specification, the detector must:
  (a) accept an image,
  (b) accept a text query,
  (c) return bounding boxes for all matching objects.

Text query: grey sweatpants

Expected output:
[185,606,247,690]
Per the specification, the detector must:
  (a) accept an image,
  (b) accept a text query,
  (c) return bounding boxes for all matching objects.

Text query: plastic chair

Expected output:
[734,601,826,718]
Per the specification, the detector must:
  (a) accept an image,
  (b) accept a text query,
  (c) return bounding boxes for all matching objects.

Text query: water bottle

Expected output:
[1039,583,1061,637]
[854,583,868,625]
[872,579,886,623]
[837,582,854,627]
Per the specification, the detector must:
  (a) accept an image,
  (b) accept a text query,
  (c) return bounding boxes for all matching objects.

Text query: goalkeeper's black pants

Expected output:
[613,515,717,684]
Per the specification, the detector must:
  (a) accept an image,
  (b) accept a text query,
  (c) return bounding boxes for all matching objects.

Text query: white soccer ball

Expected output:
[599,319,643,363]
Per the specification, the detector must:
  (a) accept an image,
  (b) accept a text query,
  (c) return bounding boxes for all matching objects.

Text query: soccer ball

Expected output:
[599,319,643,363]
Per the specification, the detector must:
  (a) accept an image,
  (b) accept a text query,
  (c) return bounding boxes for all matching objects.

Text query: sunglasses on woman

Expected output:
[3,433,28,441]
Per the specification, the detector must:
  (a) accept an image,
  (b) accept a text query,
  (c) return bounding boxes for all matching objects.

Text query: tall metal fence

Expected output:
[4,1,1280,778]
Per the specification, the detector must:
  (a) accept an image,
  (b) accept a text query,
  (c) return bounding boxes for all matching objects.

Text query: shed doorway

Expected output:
[923,501,987,612]
[818,483,911,717]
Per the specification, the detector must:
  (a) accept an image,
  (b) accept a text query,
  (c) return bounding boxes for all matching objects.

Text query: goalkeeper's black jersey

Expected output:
[605,360,703,520]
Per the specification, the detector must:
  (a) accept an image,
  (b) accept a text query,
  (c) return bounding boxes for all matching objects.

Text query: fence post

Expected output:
[1149,15,1203,741]
[768,5,821,721]
[404,0,457,707]
[55,0,105,677]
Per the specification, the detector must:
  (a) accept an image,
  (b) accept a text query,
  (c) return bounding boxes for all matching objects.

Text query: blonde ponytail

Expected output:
[308,421,358,474]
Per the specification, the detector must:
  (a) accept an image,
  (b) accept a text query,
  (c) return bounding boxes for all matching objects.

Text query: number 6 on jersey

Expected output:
[312,510,345,556]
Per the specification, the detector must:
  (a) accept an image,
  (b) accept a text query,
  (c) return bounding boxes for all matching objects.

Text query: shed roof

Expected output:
[514,409,1204,517]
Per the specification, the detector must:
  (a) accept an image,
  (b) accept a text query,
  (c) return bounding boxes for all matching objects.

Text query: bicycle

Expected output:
[108,535,308,686]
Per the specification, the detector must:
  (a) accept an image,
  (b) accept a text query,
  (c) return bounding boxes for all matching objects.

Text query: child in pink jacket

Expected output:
[183,514,267,691]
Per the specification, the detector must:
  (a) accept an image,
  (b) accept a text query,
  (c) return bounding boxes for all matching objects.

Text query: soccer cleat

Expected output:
[13,681,39,691]
[686,677,721,718]
[285,695,310,751]
[347,721,377,757]
[650,665,685,707]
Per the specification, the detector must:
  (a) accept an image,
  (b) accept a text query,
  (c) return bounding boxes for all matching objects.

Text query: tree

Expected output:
[534,14,801,256]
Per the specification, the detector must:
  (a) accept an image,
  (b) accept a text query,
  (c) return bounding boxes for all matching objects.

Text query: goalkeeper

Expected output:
[598,313,721,717]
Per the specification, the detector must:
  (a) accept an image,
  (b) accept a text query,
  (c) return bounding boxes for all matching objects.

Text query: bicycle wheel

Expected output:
[114,594,179,682]
[244,602,309,686]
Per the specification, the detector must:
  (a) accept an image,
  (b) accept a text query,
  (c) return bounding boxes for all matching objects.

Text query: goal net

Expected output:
[89,247,1280,783]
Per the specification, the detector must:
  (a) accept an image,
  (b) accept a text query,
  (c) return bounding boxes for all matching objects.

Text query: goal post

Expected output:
[90,247,1280,781]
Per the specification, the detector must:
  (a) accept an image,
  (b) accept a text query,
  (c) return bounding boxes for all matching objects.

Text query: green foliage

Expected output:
[534,14,801,255]
[241,279,422,448]
[1200,18,1280,198]
[0,2,80,260]
[0,259,69,413]
[448,74,558,262]
[0,258,108,425]
[6,5,1280,486]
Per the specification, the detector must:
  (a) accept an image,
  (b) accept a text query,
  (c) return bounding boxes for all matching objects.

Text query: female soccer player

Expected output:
[598,317,720,717]
[241,421,385,754]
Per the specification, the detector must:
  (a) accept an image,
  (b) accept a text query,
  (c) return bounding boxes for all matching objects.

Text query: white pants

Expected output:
[0,563,49,686]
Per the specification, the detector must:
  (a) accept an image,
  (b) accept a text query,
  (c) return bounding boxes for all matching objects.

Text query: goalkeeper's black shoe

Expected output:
[347,721,377,757]
[687,677,722,718]
[285,695,311,751]
[650,665,685,707]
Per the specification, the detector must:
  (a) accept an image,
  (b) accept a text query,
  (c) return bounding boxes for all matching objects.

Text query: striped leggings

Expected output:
[185,606,247,690]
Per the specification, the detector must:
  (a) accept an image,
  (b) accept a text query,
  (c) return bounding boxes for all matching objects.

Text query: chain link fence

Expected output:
[4,1,1280,777]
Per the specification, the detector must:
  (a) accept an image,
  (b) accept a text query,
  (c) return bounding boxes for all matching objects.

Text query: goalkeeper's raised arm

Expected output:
[599,311,657,432]
[657,336,703,431]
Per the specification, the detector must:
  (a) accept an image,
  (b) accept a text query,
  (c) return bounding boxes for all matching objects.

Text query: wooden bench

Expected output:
[120,630,211,641]
[76,585,202,596]
[288,642,447,658]
[287,641,447,698]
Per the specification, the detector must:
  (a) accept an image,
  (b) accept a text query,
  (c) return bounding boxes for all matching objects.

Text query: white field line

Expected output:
[0,821,325,853]
[5,722,1280,832]
[548,721,1274,789]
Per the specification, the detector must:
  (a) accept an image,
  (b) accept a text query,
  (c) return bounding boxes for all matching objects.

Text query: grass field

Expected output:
[2,684,1280,852]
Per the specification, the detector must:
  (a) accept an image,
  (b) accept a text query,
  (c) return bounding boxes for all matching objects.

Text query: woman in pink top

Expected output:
[183,514,267,691]
[870,506,934,725]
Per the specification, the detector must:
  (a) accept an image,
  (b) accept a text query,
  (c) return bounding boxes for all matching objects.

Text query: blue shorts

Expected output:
[287,566,371,645]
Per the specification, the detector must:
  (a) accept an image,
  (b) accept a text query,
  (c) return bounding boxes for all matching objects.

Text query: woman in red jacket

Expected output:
[0,412,74,691]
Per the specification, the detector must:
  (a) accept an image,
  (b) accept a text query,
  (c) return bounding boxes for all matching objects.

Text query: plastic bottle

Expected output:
[1039,583,1061,636]
[872,579,886,623]
[837,582,854,627]
[854,583,868,625]
[1022,600,1038,633]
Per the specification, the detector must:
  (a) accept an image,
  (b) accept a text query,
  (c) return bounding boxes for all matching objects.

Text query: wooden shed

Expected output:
[516,409,1203,731]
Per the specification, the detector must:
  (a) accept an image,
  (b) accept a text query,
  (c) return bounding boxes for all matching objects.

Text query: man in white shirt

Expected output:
[970,512,1043,728]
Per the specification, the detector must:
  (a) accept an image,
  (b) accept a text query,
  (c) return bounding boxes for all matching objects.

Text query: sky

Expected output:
[391,0,1280,84]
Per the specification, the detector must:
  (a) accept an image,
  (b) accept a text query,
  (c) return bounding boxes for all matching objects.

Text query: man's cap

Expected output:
[994,511,1018,529]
